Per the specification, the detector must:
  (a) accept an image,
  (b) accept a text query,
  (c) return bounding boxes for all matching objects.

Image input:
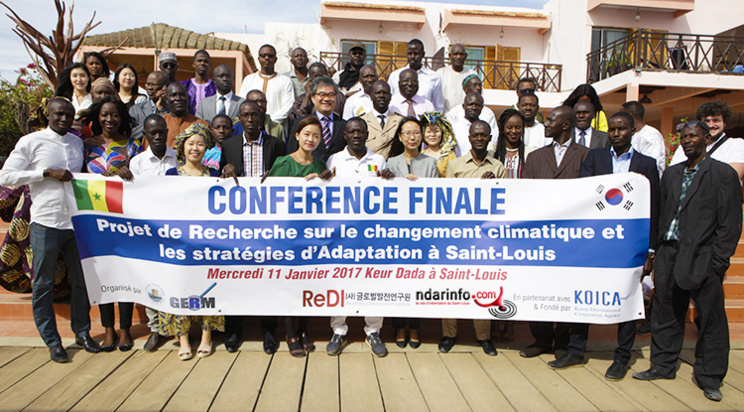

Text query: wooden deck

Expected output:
[1,338,743,411]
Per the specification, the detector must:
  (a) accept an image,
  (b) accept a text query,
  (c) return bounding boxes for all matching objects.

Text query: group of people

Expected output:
[0,38,741,403]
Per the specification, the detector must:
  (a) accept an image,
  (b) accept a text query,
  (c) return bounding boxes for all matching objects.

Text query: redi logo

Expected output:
[303,290,344,307]
[170,282,217,311]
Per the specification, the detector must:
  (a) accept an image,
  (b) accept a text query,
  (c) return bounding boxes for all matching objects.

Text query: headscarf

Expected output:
[174,123,215,164]
[90,78,117,99]
[420,112,456,161]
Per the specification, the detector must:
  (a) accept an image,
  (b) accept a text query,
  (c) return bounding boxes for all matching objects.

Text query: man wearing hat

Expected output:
[159,52,179,84]
[332,42,367,96]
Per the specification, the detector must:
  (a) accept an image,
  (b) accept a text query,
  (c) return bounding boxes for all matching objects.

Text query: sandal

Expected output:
[287,337,306,357]
[178,346,193,361]
[301,333,315,353]
[197,342,213,358]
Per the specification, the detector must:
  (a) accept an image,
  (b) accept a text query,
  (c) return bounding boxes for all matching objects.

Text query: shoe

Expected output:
[632,367,675,380]
[395,328,407,348]
[604,361,629,380]
[197,342,213,358]
[224,333,240,353]
[438,337,456,353]
[263,331,278,355]
[287,337,306,358]
[548,352,584,369]
[409,329,420,349]
[326,333,348,356]
[478,339,497,356]
[100,332,118,352]
[301,333,316,353]
[75,333,101,353]
[49,345,68,363]
[366,333,388,357]
[178,346,192,361]
[519,345,549,358]
[144,332,160,352]
[704,387,722,402]
[637,320,651,335]
[554,348,568,359]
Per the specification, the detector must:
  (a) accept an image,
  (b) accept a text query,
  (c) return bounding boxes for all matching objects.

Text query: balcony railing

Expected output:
[587,30,744,83]
[319,52,562,92]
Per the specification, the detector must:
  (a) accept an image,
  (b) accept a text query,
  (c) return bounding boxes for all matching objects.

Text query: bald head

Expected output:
[544,106,575,143]
[449,43,467,71]
[246,89,268,114]
[359,64,378,94]
[399,68,419,99]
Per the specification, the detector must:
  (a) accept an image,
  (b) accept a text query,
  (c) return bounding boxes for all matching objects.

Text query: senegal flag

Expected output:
[72,179,123,213]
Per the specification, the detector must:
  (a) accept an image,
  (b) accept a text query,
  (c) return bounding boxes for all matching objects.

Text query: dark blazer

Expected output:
[195,93,244,124]
[129,99,169,141]
[219,133,287,177]
[658,157,742,289]
[523,138,590,179]
[589,128,610,150]
[580,148,660,249]
[287,113,346,162]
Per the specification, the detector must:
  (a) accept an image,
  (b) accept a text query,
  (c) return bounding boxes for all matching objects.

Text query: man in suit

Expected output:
[574,101,609,150]
[287,76,347,162]
[196,64,243,123]
[129,71,169,140]
[577,112,660,377]
[521,106,590,359]
[362,80,403,159]
[219,100,286,354]
[633,121,743,402]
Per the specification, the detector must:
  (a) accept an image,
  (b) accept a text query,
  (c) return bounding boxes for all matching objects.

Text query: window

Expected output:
[591,28,630,56]
[340,40,377,64]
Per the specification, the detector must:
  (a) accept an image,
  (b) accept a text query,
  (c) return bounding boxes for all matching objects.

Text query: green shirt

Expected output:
[267,155,326,177]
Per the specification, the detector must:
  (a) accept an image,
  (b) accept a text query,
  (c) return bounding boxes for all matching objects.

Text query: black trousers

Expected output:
[613,320,637,364]
[650,244,729,388]
[528,321,571,351]
[224,316,277,338]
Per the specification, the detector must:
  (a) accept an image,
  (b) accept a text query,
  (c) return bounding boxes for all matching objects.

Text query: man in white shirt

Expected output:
[325,118,392,357]
[620,101,666,177]
[237,44,294,123]
[447,92,488,156]
[519,93,547,149]
[342,64,377,119]
[445,74,497,134]
[388,39,444,113]
[668,99,744,180]
[389,69,434,118]
[0,98,100,362]
[437,43,475,114]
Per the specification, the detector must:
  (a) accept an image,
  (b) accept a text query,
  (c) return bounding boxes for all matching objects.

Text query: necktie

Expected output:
[322,116,332,150]
[579,130,586,147]
[217,96,226,116]
[405,99,416,118]
[378,114,386,128]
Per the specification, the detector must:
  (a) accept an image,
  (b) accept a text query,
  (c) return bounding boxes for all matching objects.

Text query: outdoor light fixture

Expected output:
[635,8,641,22]
[378,22,383,33]
[639,94,652,104]
[500,27,505,38]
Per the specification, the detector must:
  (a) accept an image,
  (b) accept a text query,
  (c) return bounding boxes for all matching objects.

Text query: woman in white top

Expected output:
[55,63,92,115]
[114,63,148,109]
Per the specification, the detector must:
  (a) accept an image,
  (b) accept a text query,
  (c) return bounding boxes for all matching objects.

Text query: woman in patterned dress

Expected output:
[420,112,457,178]
[81,96,140,351]
[161,123,222,360]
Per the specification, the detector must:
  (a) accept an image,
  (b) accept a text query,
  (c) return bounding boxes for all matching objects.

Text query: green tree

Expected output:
[0,64,53,158]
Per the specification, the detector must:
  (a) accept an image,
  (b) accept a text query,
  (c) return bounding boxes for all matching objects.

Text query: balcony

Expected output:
[587,30,744,83]
[587,0,694,17]
[319,51,562,92]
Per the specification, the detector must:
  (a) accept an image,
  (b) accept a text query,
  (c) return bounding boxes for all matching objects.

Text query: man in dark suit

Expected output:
[129,71,169,140]
[196,64,244,123]
[219,100,287,354]
[633,121,742,402]
[578,112,660,378]
[574,100,609,150]
[287,76,347,162]
[521,106,590,360]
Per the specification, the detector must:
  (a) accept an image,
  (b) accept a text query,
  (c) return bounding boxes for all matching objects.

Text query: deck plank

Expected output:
[0,348,50,394]
[71,350,169,412]
[163,351,237,412]
[300,353,339,412]
[339,353,384,412]
[678,349,744,410]
[0,349,94,411]
[406,352,470,411]
[374,353,429,411]
[24,349,133,411]
[208,351,272,412]
[117,351,198,412]
[254,354,307,412]
[0,347,29,368]
[439,352,513,411]
[473,350,556,412]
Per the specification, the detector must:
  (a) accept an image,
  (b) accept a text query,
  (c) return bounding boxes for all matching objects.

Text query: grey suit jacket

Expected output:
[387,153,438,178]
[575,127,610,150]
[129,99,169,141]
[362,111,403,160]
[196,93,244,124]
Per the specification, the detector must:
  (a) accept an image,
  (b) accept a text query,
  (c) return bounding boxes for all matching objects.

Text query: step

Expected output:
[724,279,744,299]
[734,239,744,258]
[687,299,744,323]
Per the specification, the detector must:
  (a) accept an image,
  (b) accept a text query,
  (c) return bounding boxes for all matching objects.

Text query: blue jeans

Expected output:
[30,223,91,347]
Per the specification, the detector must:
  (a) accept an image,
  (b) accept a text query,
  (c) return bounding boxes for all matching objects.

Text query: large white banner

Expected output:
[65,173,650,323]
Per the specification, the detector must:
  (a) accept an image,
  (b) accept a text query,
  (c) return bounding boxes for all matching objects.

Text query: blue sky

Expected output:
[0,0,548,81]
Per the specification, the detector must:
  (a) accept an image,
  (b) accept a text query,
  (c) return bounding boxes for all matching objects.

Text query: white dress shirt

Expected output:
[214,91,235,116]
[389,94,435,118]
[343,92,372,120]
[574,127,595,148]
[436,65,475,114]
[0,128,84,230]
[553,139,571,166]
[445,106,498,157]
[523,122,548,149]
[129,146,178,176]
[326,147,387,178]
[631,125,666,177]
[237,72,294,122]
[670,132,744,167]
[388,65,444,113]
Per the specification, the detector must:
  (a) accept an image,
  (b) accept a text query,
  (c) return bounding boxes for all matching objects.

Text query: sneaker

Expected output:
[366,333,388,357]
[326,333,347,356]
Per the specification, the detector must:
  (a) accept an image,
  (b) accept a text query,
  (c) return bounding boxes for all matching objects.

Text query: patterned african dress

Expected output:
[85,137,142,174]
[158,164,224,336]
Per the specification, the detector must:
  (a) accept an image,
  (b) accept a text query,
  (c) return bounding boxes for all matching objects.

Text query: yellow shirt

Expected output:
[445,151,507,179]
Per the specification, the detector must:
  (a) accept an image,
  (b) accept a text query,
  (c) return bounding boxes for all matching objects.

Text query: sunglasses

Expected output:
[676,120,710,133]
[259,53,276,58]
[519,87,536,95]
[161,62,176,68]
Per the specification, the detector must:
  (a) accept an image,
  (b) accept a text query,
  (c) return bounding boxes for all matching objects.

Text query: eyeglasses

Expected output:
[676,120,710,133]
[519,88,536,95]
[400,131,422,138]
[313,92,336,99]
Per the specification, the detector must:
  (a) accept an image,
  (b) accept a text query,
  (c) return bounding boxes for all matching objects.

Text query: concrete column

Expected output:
[626,83,639,103]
